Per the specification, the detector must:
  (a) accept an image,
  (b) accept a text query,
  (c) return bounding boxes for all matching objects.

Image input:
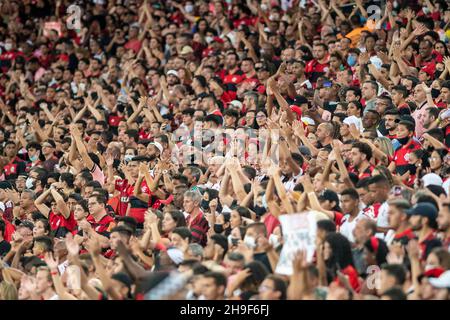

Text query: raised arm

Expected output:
[34,188,52,218]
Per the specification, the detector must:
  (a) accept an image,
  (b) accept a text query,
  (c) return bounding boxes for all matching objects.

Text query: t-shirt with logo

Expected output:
[86,214,116,237]
[393,139,422,176]
[49,211,77,238]
[2,157,26,180]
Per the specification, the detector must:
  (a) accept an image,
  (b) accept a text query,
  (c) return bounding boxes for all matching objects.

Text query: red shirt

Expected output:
[348,164,375,180]
[393,139,421,176]
[49,211,77,233]
[115,179,151,223]
[2,218,15,242]
[87,214,115,235]
[187,210,209,246]
[263,213,280,236]
[305,58,329,85]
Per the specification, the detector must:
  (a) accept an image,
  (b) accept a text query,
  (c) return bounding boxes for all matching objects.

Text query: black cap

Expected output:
[19,220,35,231]
[292,95,308,106]
[405,202,438,220]
[318,189,340,205]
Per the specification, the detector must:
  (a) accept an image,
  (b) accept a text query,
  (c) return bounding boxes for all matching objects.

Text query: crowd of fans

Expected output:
[0,0,449,301]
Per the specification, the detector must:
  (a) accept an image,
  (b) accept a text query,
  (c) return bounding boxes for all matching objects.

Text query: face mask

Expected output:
[425,264,437,271]
[213,224,224,234]
[185,4,194,13]
[423,7,430,14]
[4,43,12,51]
[254,205,267,217]
[243,235,256,249]
[397,136,410,145]
[26,177,35,189]
[205,36,213,44]
[431,88,440,99]
[29,153,39,162]
[124,154,134,162]
[268,234,279,248]
[347,55,357,67]
[201,199,209,211]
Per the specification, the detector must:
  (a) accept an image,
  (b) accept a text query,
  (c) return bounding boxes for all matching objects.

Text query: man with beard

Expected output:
[222,51,244,86]
[383,109,400,140]
[437,203,450,251]
[406,202,442,261]
[422,107,440,132]
[305,43,329,86]
[387,199,416,246]
[349,142,374,180]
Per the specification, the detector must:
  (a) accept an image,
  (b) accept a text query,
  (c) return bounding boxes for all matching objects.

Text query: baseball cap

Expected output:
[166,70,179,78]
[318,189,339,205]
[180,46,194,55]
[19,220,35,231]
[292,95,308,106]
[228,100,243,109]
[212,36,224,44]
[149,141,163,154]
[422,173,443,187]
[167,247,184,265]
[405,202,438,220]
[429,270,450,288]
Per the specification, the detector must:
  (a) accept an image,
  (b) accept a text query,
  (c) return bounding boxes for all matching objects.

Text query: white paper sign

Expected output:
[275,212,317,275]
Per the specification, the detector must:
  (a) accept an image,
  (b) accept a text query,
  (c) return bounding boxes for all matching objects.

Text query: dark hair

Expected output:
[317,220,337,233]
[341,188,359,200]
[34,235,54,252]
[35,219,51,236]
[172,227,192,242]
[381,264,406,286]
[203,271,227,288]
[364,237,388,265]
[324,233,354,280]
[166,210,187,228]
[381,287,407,300]
[352,142,372,161]
[392,85,408,98]
[60,173,74,188]
[265,275,287,300]
[125,129,139,143]
[89,193,106,206]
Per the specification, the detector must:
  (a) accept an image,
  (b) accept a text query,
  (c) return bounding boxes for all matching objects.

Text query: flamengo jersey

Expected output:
[115,179,151,223]
[393,139,421,176]
[87,214,115,235]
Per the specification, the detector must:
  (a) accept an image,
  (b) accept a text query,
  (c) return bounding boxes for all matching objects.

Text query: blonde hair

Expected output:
[374,137,394,158]
[0,281,18,300]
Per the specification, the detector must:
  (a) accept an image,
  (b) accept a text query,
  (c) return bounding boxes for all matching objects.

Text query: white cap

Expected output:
[422,173,443,187]
[167,248,184,265]
[301,116,315,126]
[149,141,163,154]
[228,100,243,109]
[343,115,363,132]
[166,70,179,78]
[429,270,450,288]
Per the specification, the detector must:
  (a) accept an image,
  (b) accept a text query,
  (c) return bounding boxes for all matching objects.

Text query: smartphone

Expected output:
[391,185,403,196]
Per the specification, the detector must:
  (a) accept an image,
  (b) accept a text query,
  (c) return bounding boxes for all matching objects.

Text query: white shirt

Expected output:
[340,212,369,243]
[376,201,390,228]
[281,171,303,192]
